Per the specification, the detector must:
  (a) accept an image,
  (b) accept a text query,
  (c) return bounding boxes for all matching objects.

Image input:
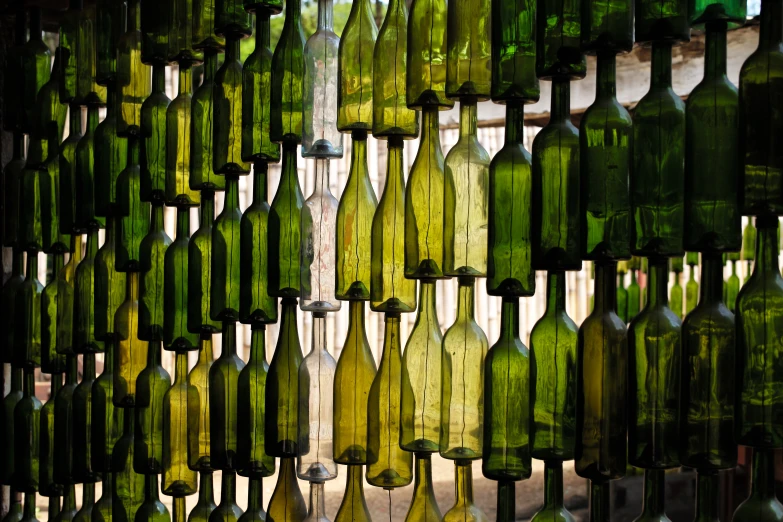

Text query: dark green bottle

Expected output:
[209,322,245,470]
[75,5,108,106]
[238,477,266,522]
[18,163,46,254]
[529,461,575,522]
[215,0,252,38]
[635,0,690,42]
[270,0,305,143]
[55,236,82,356]
[39,377,62,497]
[685,22,741,253]
[575,261,628,483]
[2,12,26,135]
[628,257,682,469]
[208,473,241,522]
[3,135,25,249]
[20,8,51,133]
[12,371,42,493]
[680,252,736,470]
[113,408,145,522]
[164,208,199,351]
[530,271,578,460]
[490,0,538,102]
[94,93,128,219]
[690,0,745,27]
[74,485,95,522]
[57,486,77,522]
[73,353,101,483]
[406,0,452,109]
[188,473,217,522]
[74,106,106,230]
[532,80,581,271]
[692,471,721,522]
[93,470,112,522]
[134,340,171,474]
[237,326,276,477]
[632,469,669,522]
[727,259,740,311]
[92,336,124,473]
[240,163,278,324]
[402,454,442,522]
[337,0,377,131]
[736,216,783,448]
[0,250,25,365]
[162,352,198,497]
[214,39,250,175]
[139,204,172,341]
[487,104,534,296]
[58,0,82,104]
[581,0,634,54]
[446,0,490,99]
[169,0,203,64]
[631,42,686,258]
[95,0,125,85]
[579,52,632,261]
[187,336,214,472]
[116,138,152,272]
[114,272,149,407]
[166,64,201,207]
[117,0,151,137]
[193,0,227,50]
[686,260,699,315]
[482,297,531,481]
[140,0,171,65]
[211,175,242,321]
[0,368,22,485]
[59,106,83,236]
[191,51,227,192]
[732,449,783,522]
[140,65,171,202]
[265,299,303,457]
[268,144,304,297]
[535,0,585,79]
[53,356,78,485]
[617,264,629,323]
[188,192,221,334]
[135,475,171,522]
[74,226,103,354]
[28,47,66,171]
[96,217,127,342]
[15,253,43,369]
[242,17,279,162]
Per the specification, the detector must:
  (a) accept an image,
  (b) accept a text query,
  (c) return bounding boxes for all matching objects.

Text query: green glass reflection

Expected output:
[535,0,585,79]
[162,352,198,496]
[635,0,690,42]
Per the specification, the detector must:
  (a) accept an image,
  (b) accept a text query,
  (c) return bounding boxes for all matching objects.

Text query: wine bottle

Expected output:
[0,250,25,364]
[269,144,304,298]
[39,377,62,497]
[441,463,488,522]
[162,351,198,496]
[117,0,151,137]
[693,471,721,522]
[237,326,276,477]
[95,0,124,85]
[3,136,26,249]
[440,277,488,460]
[188,191,221,335]
[18,161,46,255]
[135,475,171,522]
[188,473,217,522]
[12,371,42,493]
[446,0,491,99]
[296,314,338,481]
[73,226,102,354]
[93,469,112,522]
[213,38,250,175]
[671,266,684,319]
[367,313,413,487]
[51,237,81,357]
[242,15,279,163]
[535,0,585,79]
[207,473,242,522]
[20,8,51,131]
[140,0,171,65]
[237,477,265,522]
[15,253,43,369]
[727,259,740,311]
[336,133,377,300]
[335,465,371,522]
[270,0,305,143]
[635,0,690,42]
[134,340,171,474]
[95,217,127,341]
[187,335,214,472]
[239,163,278,325]
[400,281,442,453]
[191,51,227,193]
[211,175,243,321]
[632,469,668,522]
[215,0,252,38]
[686,260,699,315]
[165,64,201,207]
[73,353,101,483]
[482,297,531,481]
[53,356,77,485]
[112,409,145,522]
[209,322,245,470]
[403,454,442,522]
[337,0,377,131]
[75,4,108,106]
[139,203,172,342]
[732,449,783,522]
[530,461,575,522]
[193,0,227,51]
[140,64,171,203]
[406,0,452,109]
[114,272,150,407]
[92,336,123,473]
[617,263,629,323]
[73,484,95,522]
[58,106,82,237]
[164,208,199,351]
[58,0,82,104]
[74,106,106,230]
[169,0,203,65]
[27,47,66,172]
[266,459,307,522]
[116,138,152,272]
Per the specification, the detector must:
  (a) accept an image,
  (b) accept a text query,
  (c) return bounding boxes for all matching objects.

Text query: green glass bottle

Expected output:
[403,454,442,522]
[92,336,123,473]
[685,22,741,252]
[337,0,377,131]
[446,0,490,99]
[20,8,51,133]
[58,0,82,104]
[0,368,23,485]
[74,226,102,354]
[242,18,279,162]
[215,0,252,38]
[112,408,145,522]
[75,106,106,230]
[139,204,172,341]
[187,192,220,334]
[140,65,171,202]
[732,449,783,522]
[134,339,171,474]
[404,109,447,279]
[188,473,217,522]
[441,463,488,522]
[169,0,203,64]
[40,158,70,259]
[28,47,66,171]
[59,107,83,236]
[680,252,735,470]
[3,135,25,249]
[54,236,82,356]
[628,257,682,469]
[237,325,275,477]
[727,260,740,310]
[12,371,42,493]
[95,0,125,85]
[15,253,43,369]
[209,322,245,470]
[631,469,669,522]
[140,0,171,65]
[74,485,95,522]
[238,477,266,522]
[76,4,108,106]
[208,473,242,522]
[736,216,783,448]
[96,217,127,342]
[114,272,150,407]
[53,356,78,485]
[135,475,171,522]
[239,163,278,324]
[18,162,46,254]
[631,42,686,258]
[575,261,628,483]
[117,0,151,137]
[581,0,633,54]
[440,278,488,460]
[487,103,534,296]
[2,13,25,135]
[269,144,304,297]
[162,351,198,496]
[400,281,442,453]
[483,297,531,482]
[529,461,575,522]
[617,264,629,323]
[743,221,757,267]
[193,0,227,51]
[187,336,214,472]
[671,267,684,319]
[164,208,199,351]
[191,51,227,192]
[214,39,250,175]
[39,377,62,497]
[535,0,585,79]
[371,138,417,312]
[336,132,378,300]
[116,138,152,272]
[335,465,371,522]
[72,353,101,483]
[366,313,413,487]
[372,0,418,138]
[270,0,305,143]
[635,0,690,43]
[266,458,307,522]
[166,65,201,207]
[532,79,581,271]
[406,0,452,109]
[490,0,538,102]
[579,52,632,261]
[0,250,24,365]
[48,494,62,522]
[210,175,242,321]
[58,485,77,522]
[529,271,578,459]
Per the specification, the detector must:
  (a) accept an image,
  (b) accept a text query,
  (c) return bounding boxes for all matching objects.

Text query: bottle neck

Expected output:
[50,373,62,397]
[127,271,140,302]
[203,50,218,83]
[145,474,161,502]
[455,277,476,323]
[82,482,95,506]
[641,469,665,515]
[11,249,23,276]
[69,105,82,137]
[385,137,405,193]
[458,101,478,139]
[152,64,166,93]
[383,314,402,357]
[759,0,783,49]
[646,258,669,307]
[308,482,327,518]
[150,203,165,233]
[346,301,367,341]
[420,109,442,151]
[128,137,140,166]
[69,235,83,265]
[247,477,263,510]
[83,353,96,380]
[87,106,100,133]
[316,0,334,30]
[178,65,192,96]
[252,162,269,204]
[695,472,720,520]
[311,314,328,355]
[543,461,564,507]
[23,370,35,397]
[454,462,474,506]
[550,79,571,122]
[101,471,113,497]
[172,498,186,522]
[49,496,61,520]
[545,271,567,316]
[753,216,780,278]
[594,262,617,312]
[704,22,728,79]
[596,51,617,98]
[222,322,238,357]
[280,299,299,343]
[751,449,777,498]
[285,0,301,23]
[589,481,610,522]
[699,253,724,303]
[650,42,673,88]
[256,13,271,50]
[65,355,78,385]
[174,352,188,383]
[281,143,298,185]
[312,159,331,196]
[221,472,237,504]
[147,340,162,368]
[85,227,99,258]
[22,495,35,521]
[498,297,519,343]
[413,454,435,495]
[63,485,76,511]
[127,0,140,32]
[198,472,215,505]
[223,175,240,211]
[200,191,215,226]
[496,481,515,522]
[349,132,368,182]
[25,253,38,282]
[504,103,525,144]
[199,335,214,363]
[225,38,241,63]
[249,326,266,363]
